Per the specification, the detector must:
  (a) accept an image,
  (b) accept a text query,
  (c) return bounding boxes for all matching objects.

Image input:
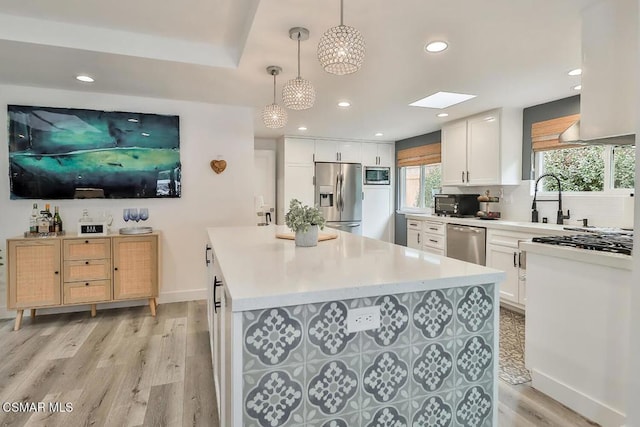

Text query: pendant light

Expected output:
[282,27,316,110]
[317,0,365,75]
[262,66,288,129]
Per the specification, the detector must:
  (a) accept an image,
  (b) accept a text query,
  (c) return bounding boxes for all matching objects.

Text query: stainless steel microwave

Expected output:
[364,166,390,185]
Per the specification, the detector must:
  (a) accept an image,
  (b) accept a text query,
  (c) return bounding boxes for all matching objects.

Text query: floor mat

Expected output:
[499,307,532,385]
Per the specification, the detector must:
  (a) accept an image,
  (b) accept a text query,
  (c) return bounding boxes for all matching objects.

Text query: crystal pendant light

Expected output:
[283,27,316,110]
[317,0,365,75]
[262,66,288,129]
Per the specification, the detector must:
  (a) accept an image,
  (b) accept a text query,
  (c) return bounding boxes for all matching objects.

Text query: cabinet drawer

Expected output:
[423,234,445,249]
[407,220,422,231]
[423,246,445,256]
[64,239,111,260]
[423,221,445,235]
[63,280,111,304]
[64,259,111,282]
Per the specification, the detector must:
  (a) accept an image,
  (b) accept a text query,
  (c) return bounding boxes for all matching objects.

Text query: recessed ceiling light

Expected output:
[375,132,384,137]
[436,113,449,118]
[573,84,582,90]
[425,41,448,53]
[338,101,351,108]
[568,68,582,76]
[410,91,476,109]
[128,118,139,123]
[141,132,150,137]
[76,75,94,83]
[298,126,308,131]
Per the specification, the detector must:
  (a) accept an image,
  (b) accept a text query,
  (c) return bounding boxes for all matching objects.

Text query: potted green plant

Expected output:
[284,199,326,247]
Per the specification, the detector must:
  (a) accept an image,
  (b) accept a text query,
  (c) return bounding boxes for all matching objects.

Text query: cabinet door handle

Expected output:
[429,239,438,243]
[85,240,89,244]
[518,252,522,268]
[205,244,212,266]
[54,271,59,275]
[513,252,517,267]
[114,267,118,271]
[461,171,465,182]
[85,261,89,265]
[213,276,223,313]
[466,171,470,182]
[428,227,438,231]
[85,282,89,286]
[417,234,421,244]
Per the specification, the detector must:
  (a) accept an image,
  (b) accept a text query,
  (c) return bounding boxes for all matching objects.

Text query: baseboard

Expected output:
[531,369,626,427]
[0,288,207,320]
[158,288,207,304]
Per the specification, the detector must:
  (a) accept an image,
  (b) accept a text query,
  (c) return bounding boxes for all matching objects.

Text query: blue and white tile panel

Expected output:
[242,284,495,427]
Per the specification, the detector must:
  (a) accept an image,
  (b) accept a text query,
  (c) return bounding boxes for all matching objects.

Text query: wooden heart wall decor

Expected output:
[210,160,227,174]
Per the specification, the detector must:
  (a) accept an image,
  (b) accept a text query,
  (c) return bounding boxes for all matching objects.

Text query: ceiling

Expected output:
[0,0,596,141]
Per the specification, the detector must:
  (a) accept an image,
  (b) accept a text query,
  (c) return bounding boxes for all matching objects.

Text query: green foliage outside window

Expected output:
[422,165,442,208]
[541,146,605,191]
[540,145,635,192]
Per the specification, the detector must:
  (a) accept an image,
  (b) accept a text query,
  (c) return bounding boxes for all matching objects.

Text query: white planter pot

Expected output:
[295,225,318,247]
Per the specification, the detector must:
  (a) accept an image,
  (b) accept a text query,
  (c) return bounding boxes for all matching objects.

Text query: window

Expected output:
[399,164,442,209]
[397,143,442,211]
[535,144,635,192]
[531,114,635,193]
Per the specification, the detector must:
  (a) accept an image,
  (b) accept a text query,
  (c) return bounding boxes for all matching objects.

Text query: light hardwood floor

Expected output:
[0,302,598,427]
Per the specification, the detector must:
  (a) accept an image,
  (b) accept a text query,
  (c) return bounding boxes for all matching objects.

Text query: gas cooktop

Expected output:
[532,233,633,255]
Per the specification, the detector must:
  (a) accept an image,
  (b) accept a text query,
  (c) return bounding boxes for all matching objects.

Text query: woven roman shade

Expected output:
[397,143,441,167]
[531,114,582,152]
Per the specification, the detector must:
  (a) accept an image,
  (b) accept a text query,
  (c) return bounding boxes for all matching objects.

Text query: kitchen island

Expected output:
[206,225,504,427]
[521,241,631,427]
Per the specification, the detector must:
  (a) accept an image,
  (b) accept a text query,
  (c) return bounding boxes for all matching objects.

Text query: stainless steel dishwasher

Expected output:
[446,223,487,265]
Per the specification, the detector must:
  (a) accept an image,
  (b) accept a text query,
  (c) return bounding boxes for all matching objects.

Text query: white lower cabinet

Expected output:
[406,217,446,255]
[362,186,393,242]
[486,229,535,307]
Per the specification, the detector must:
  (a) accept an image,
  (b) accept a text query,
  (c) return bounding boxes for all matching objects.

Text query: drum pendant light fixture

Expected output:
[262,66,288,129]
[317,0,365,75]
[283,27,316,110]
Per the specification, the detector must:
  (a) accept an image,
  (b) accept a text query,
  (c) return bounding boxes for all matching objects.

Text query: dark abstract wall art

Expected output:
[8,105,181,199]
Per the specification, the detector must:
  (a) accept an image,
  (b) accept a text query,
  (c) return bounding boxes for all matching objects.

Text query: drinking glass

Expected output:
[129,208,139,224]
[139,208,149,223]
[123,208,130,227]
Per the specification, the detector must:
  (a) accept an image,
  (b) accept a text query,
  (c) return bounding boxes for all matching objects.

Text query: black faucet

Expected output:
[531,173,570,225]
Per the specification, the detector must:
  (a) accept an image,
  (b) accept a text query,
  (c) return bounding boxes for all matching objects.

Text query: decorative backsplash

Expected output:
[242,284,495,427]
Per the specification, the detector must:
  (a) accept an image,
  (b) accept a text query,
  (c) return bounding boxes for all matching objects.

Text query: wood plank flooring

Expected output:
[0,301,598,427]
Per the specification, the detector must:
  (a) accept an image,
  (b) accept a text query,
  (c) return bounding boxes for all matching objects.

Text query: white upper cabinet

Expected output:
[441,108,522,186]
[361,143,394,167]
[315,140,362,163]
[441,120,468,185]
[284,138,315,164]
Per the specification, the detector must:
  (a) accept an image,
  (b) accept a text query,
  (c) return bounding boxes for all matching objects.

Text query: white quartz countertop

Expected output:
[405,213,576,235]
[520,241,632,270]
[207,226,505,312]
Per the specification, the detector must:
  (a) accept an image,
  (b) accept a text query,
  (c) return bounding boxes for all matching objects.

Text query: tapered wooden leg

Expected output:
[90,304,97,318]
[149,298,157,317]
[14,310,24,331]
[30,309,36,318]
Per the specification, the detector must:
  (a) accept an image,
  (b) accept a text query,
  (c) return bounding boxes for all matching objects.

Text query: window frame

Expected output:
[533,144,634,195]
[399,163,442,212]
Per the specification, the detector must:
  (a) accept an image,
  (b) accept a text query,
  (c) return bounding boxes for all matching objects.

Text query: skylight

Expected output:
[409,91,476,109]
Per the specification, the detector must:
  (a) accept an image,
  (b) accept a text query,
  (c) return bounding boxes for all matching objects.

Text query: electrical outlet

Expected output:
[347,305,381,333]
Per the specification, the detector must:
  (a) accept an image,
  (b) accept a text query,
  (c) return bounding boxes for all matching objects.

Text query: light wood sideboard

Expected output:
[7,233,159,330]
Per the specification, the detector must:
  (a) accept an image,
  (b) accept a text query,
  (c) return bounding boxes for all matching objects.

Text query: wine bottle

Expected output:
[45,204,54,232]
[29,203,38,233]
[37,207,50,233]
[53,206,63,233]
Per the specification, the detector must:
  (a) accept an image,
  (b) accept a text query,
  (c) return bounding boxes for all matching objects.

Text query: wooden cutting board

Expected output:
[275,232,338,241]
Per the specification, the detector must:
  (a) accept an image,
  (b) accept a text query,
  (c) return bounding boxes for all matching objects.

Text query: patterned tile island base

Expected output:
[242,284,496,427]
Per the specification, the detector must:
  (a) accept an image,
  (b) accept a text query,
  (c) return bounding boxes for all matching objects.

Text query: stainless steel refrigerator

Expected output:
[315,162,362,234]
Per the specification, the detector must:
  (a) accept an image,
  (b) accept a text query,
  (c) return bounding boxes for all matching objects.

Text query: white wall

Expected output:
[0,85,255,319]
[254,137,276,151]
